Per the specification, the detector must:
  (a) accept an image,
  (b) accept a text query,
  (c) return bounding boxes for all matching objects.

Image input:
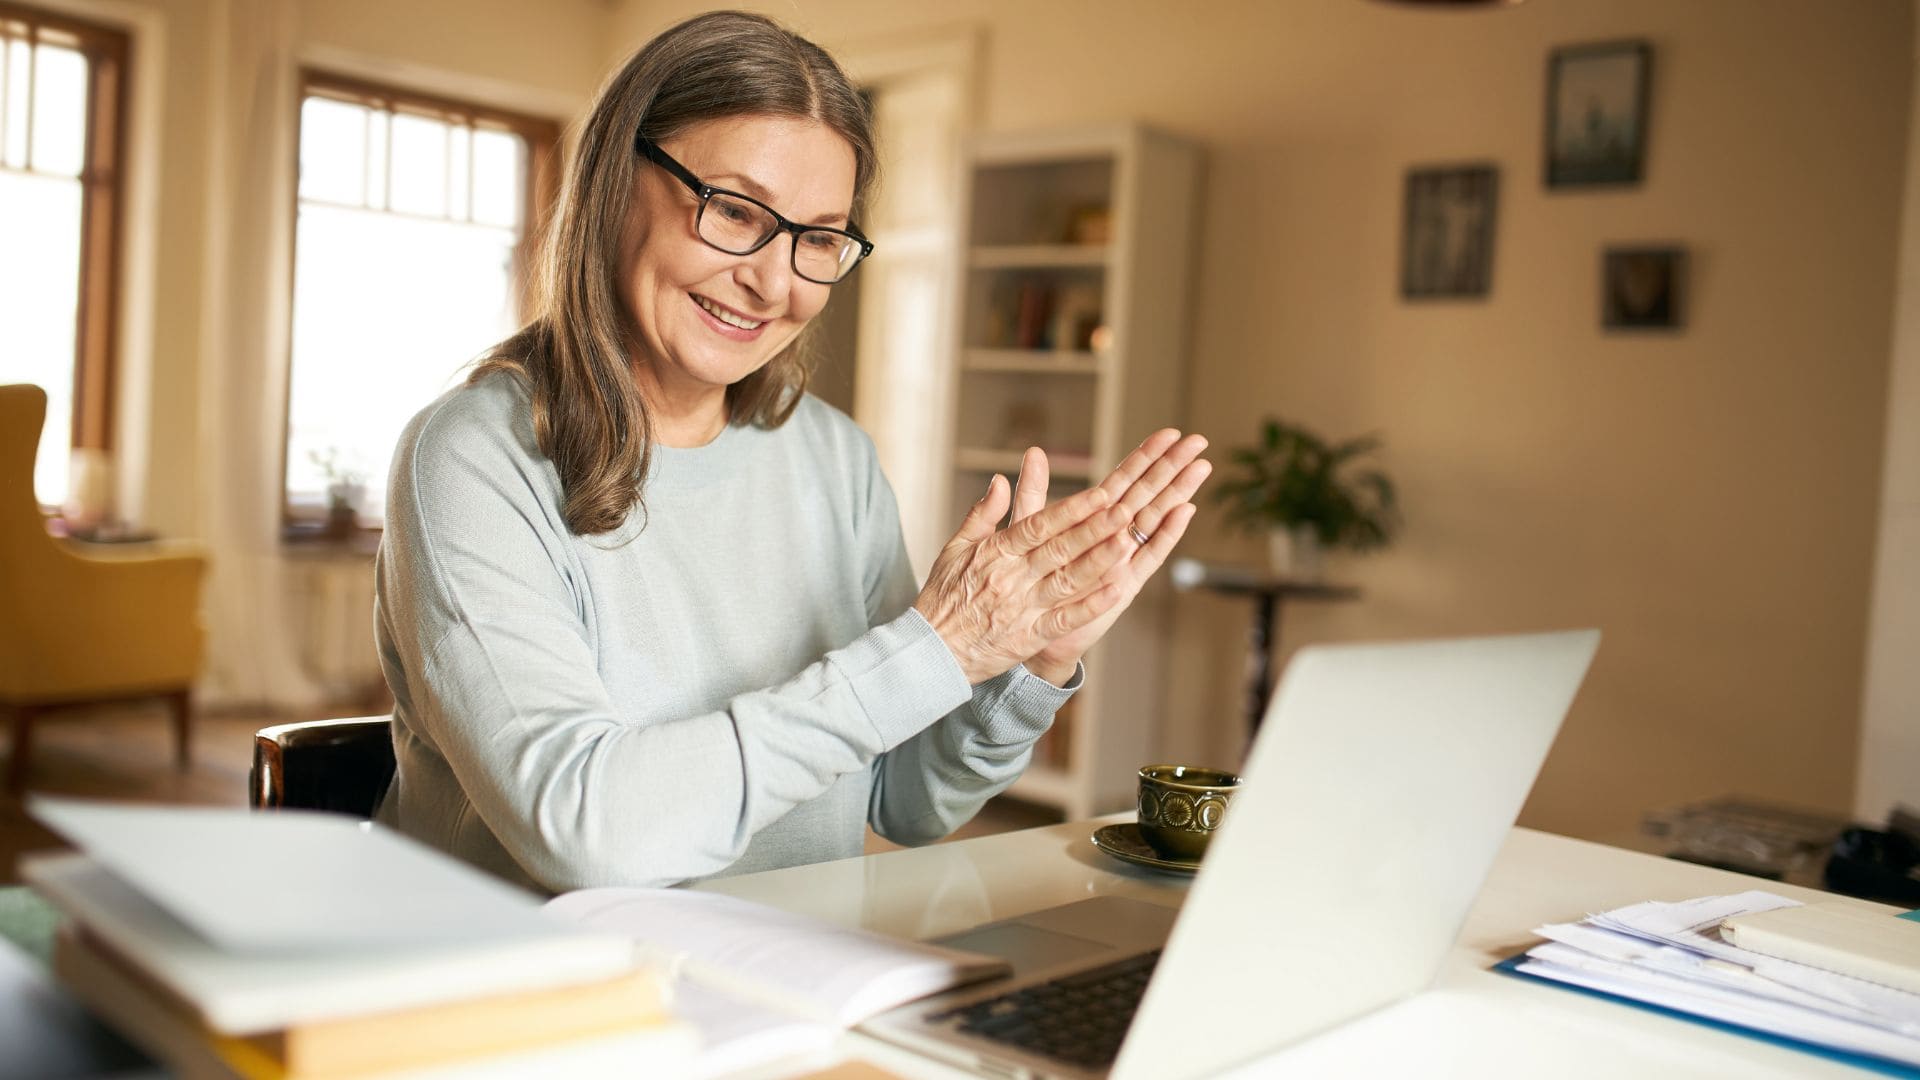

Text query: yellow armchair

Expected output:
[1,384,207,792]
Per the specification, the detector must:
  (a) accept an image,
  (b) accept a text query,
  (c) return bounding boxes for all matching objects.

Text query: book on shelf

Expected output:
[1013,281,1055,349]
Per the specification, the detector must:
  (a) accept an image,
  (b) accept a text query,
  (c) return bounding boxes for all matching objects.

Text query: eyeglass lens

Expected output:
[700,192,863,283]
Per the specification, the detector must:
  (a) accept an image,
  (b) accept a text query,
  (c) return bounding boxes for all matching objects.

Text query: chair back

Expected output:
[251,715,396,817]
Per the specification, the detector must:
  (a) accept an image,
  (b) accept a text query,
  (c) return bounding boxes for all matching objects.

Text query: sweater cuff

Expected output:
[837,608,973,750]
[969,661,1084,745]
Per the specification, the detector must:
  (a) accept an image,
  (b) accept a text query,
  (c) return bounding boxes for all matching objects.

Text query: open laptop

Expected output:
[861,629,1600,1080]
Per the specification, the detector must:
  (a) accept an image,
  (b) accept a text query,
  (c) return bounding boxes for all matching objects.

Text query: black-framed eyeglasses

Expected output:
[635,134,874,285]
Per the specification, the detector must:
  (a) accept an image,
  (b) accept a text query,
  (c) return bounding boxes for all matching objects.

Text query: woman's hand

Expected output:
[914,477,1140,685]
[1017,431,1212,684]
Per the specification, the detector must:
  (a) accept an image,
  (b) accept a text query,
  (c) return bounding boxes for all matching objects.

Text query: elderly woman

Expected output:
[373,10,1209,892]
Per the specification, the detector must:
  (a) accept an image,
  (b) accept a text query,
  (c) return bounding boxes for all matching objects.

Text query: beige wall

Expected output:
[613,0,1913,841]
[1861,11,1920,823]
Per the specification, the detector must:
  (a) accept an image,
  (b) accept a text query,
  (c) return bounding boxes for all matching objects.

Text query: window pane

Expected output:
[448,124,470,220]
[0,170,83,505]
[286,205,519,521]
[364,108,389,209]
[299,96,367,205]
[470,128,523,228]
[3,39,30,168]
[29,43,85,177]
[388,111,448,217]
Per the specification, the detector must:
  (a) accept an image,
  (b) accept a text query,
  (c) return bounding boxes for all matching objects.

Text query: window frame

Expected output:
[281,69,560,540]
[0,1,130,464]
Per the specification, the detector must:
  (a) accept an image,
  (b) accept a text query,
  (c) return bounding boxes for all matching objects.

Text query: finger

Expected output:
[1128,502,1197,580]
[1012,447,1050,523]
[1037,578,1127,640]
[1114,434,1209,515]
[1033,517,1135,601]
[996,483,1112,556]
[1125,459,1212,540]
[1095,429,1183,503]
[951,474,1011,546]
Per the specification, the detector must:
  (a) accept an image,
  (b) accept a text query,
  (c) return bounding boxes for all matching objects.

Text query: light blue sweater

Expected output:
[372,373,1076,892]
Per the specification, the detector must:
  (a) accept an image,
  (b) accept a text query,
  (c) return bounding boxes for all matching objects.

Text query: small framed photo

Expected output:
[1602,247,1686,330]
[1401,164,1499,300]
[1545,40,1652,187]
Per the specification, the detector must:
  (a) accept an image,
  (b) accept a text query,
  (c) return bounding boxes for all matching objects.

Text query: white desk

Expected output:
[695,817,1900,1079]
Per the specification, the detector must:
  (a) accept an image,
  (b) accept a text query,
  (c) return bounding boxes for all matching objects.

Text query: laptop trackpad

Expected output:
[936,898,1179,978]
[937,923,1114,978]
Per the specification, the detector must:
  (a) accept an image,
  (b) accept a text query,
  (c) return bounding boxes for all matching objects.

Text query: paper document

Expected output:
[1512,891,1920,1069]
[547,886,1010,1074]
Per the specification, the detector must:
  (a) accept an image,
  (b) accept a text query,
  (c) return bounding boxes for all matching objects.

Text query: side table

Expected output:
[1170,558,1361,741]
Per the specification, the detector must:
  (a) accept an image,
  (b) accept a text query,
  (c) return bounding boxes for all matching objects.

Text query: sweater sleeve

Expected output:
[859,457,1083,846]
[381,392,972,891]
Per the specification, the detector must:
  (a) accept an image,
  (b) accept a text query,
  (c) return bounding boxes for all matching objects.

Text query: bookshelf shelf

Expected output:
[969,244,1111,270]
[953,447,1094,480]
[949,124,1201,819]
[963,349,1102,376]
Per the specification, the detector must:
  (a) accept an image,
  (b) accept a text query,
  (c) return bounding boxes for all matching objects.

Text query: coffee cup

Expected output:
[1136,763,1242,861]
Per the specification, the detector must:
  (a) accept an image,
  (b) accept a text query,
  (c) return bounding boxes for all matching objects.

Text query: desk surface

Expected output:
[696,818,1898,1079]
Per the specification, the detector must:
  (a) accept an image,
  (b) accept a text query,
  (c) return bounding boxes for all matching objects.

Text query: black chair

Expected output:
[250,715,396,817]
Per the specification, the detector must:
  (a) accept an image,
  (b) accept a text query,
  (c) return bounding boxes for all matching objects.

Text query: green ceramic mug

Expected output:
[1136,764,1242,861]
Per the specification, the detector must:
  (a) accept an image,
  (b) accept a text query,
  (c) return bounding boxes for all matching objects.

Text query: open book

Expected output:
[545,886,1011,1073]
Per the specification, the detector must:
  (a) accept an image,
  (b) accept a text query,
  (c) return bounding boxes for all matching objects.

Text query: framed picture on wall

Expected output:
[1545,40,1653,187]
[1401,164,1499,300]
[1601,246,1686,330]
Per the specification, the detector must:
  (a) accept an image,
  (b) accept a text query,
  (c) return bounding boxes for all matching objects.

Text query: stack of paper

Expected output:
[1510,891,1920,1070]
[26,798,695,1079]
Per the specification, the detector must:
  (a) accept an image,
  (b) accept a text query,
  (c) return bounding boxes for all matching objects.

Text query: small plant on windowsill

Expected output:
[1212,417,1399,581]
[309,447,367,539]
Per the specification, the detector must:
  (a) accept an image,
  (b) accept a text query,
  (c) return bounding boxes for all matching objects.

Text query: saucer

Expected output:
[1091,822,1201,875]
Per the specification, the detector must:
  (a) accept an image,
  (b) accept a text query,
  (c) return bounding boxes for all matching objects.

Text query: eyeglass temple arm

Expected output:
[634,134,705,193]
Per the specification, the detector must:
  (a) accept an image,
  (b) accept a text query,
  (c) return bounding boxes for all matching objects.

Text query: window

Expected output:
[0,4,127,508]
[284,72,556,531]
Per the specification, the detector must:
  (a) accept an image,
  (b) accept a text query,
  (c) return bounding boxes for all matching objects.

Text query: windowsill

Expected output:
[280,521,382,559]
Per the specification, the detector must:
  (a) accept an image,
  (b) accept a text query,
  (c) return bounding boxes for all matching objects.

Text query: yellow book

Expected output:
[53,926,690,1080]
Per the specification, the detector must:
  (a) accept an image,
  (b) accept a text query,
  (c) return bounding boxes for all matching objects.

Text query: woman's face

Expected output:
[619,114,857,413]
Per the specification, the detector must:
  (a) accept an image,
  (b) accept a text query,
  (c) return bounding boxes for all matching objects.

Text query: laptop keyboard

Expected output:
[929,949,1162,1070]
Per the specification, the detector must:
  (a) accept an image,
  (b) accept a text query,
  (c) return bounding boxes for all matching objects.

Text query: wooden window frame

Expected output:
[282,70,561,541]
[0,2,130,456]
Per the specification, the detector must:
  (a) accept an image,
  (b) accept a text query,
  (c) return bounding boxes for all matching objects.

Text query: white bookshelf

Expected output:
[946,124,1202,819]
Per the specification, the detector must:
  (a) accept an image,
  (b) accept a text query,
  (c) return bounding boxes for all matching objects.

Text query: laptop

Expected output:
[860,629,1600,1080]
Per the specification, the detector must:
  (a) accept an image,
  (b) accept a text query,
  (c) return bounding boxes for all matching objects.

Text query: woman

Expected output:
[373,11,1210,892]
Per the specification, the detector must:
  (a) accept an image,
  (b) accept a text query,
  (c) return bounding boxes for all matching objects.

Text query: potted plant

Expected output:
[1212,417,1399,580]
[309,447,367,539]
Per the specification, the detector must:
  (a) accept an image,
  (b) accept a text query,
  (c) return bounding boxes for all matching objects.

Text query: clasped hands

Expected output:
[914,430,1211,686]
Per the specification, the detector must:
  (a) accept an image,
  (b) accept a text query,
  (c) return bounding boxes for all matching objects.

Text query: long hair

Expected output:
[472,11,877,536]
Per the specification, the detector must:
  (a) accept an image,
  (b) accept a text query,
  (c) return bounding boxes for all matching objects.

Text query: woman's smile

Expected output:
[690,292,769,337]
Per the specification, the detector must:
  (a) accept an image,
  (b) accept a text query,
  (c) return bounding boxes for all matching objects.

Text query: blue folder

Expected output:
[1492,953,1920,1078]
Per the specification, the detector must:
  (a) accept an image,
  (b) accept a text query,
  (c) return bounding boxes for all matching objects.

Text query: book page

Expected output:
[546,888,1009,1025]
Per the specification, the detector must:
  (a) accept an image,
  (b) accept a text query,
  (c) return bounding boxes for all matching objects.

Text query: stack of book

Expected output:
[1501,890,1920,1073]
[25,798,694,1080]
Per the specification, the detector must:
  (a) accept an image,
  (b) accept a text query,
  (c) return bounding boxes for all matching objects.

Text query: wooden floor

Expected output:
[0,700,1061,886]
